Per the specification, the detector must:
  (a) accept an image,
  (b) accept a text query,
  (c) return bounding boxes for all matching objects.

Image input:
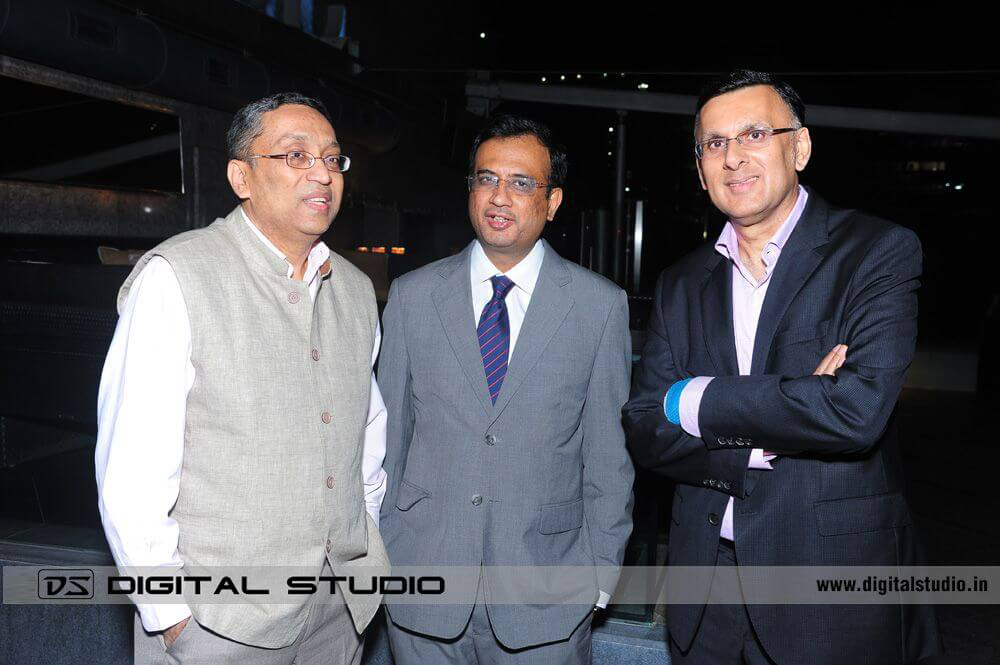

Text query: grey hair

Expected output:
[226,92,331,161]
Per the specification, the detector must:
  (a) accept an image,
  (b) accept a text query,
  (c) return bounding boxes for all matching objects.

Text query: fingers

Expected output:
[813,344,848,376]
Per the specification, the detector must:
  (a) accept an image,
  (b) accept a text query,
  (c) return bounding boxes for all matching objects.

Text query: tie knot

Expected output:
[490,275,515,300]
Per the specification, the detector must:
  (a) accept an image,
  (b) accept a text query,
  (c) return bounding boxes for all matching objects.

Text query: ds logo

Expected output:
[37,569,95,599]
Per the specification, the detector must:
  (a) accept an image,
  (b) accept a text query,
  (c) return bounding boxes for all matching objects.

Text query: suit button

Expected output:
[325,539,332,553]
[485,434,497,446]
[312,349,321,361]
[288,291,301,304]
[326,476,334,489]
[708,513,720,526]
[321,411,332,424]
[471,495,483,506]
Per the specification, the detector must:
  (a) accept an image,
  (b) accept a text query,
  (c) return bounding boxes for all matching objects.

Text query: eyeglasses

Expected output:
[694,127,797,159]
[467,173,549,196]
[248,151,351,172]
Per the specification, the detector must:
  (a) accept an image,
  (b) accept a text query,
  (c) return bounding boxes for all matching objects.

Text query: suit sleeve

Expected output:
[377,278,414,526]
[582,289,635,595]
[698,226,921,456]
[623,272,751,497]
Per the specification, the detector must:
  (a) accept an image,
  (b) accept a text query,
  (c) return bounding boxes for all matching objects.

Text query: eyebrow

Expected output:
[273,133,340,149]
[699,122,771,140]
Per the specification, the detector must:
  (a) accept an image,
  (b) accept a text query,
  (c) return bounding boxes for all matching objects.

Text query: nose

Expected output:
[489,179,513,207]
[306,158,333,185]
[723,138,748,171]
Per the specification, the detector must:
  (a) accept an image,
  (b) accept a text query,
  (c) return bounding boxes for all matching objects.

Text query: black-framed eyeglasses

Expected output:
[467,173,549,196]
[694,127,797,159]
[248,151,351,172]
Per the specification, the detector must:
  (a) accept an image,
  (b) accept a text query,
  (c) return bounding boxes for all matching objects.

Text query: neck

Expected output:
[243,204,314,280]
[731,185,799,264]
[482,244,531,274]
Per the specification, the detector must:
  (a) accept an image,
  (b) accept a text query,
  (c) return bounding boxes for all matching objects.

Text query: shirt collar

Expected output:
[240,206,331,281]
[471,239,546,296]
[714,185,808,266]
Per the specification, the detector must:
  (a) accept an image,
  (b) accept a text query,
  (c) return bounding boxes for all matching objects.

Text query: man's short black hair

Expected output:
[468,114,568,191]
[227,92,332,161]
[694,70,805,132]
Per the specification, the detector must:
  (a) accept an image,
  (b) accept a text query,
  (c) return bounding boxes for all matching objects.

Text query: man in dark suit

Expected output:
[378,115,634,664]
[623,70,940,664]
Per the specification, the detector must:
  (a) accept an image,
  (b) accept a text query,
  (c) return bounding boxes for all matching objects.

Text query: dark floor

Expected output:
[902,389,1000,665]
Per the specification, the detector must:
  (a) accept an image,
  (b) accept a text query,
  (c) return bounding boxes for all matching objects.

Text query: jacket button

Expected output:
[471,495,483,506]
[326,476,334,489]
[708,513,720,526]
[321,412,332,424]
[485,434,497,446]
[312,349,320,361]
[325,539,332,553]
[288,291,301,304]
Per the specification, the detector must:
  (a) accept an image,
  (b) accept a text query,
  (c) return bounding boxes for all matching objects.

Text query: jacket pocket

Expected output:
[538,497,585,534]
[395,479,432,511]
[814,492,912,536]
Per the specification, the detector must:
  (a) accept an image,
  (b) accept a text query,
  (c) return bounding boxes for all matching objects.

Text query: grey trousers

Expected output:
[133,585,362,665]
[386,573,593,665]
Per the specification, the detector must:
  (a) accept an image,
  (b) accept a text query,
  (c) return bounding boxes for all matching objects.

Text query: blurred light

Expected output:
[357,246,369,252]
[637,82,649,89]
[372,246,386,254]
[954,184,964,190]
[541,76,547,83]
[607,151,612,156]
[142,206,152,214]
[560,75,566,81]
[602,72,608,77]
[479,32,486,38]
[625,187,630,192]
[945,182,951,187]
[390,247,406,255]
[608,127,614,132]
[576,74,582,79]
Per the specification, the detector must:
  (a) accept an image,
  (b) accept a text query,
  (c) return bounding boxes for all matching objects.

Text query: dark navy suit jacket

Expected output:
[624,188,940,665]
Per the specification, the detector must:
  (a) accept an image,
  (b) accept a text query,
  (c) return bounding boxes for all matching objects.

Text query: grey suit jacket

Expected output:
[378,239,634,649]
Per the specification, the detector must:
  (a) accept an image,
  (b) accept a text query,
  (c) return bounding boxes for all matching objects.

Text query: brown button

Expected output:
[326,476,334,489]
[288,291,301,304]
[311,349,320,361]
[325,539,332,553]
[321,411,332,424]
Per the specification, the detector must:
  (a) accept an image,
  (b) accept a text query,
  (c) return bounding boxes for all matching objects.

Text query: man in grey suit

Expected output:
[378,114,634,664]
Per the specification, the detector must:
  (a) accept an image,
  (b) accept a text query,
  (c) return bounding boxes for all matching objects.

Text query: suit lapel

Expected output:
[490,241,573,425]
[701,254,739,376]
[750,191,831,375]
[431,244,493,416]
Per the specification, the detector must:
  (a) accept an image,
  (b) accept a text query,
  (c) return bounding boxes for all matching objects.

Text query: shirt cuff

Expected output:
[678,376,714,438]
[136,602,192,633]
[749,448,775,470]
[596,590,611,609]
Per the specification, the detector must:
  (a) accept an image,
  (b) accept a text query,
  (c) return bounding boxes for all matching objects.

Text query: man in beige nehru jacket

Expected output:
[95,92,389,665]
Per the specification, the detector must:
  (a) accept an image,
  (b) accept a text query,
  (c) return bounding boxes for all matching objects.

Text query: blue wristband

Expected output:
[664,378,693,425]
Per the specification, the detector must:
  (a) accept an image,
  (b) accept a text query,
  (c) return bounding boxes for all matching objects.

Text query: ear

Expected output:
[793,127,812,172]
[545,187,564,221]
[227,159,252,200]
[696,157,707,190]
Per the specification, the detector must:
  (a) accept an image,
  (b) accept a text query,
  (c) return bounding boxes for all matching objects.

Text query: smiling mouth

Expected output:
[486,213,514,229]
[303,197,330,210]
[726,176,759,191]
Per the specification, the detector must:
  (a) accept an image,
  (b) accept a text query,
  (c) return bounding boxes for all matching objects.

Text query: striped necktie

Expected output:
[478,275,515,404]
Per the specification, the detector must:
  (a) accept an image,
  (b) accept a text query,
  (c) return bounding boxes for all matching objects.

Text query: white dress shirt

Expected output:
[95,207,388,631]
[470,239,545,354]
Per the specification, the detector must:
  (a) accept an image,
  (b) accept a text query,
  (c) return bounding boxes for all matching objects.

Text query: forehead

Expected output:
[698,85,793,134]
[474,135,550,176]
[256,104,337,147]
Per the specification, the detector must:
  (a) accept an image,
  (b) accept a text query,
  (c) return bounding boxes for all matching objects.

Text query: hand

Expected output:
[813,344,848,376]
[162,617,190,648]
